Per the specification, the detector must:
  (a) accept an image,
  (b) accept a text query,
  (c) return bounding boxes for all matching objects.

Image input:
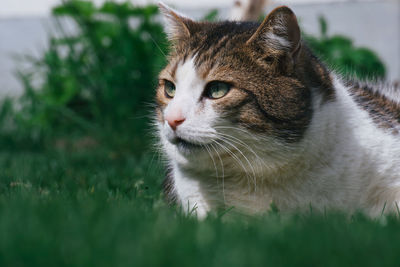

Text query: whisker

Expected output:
[214,125,277,142]
[215,136,258,193]
[212,139,252,195]
[204,144,219,180]
[210,143,226,205]
[149,33,167,58]
[217,132,265,166]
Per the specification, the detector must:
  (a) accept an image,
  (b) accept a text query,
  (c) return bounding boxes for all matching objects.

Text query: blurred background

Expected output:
[0,0,399,152]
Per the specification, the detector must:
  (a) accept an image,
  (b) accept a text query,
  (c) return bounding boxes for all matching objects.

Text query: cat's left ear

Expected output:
[247,6,301,58]
[158,2,199,42]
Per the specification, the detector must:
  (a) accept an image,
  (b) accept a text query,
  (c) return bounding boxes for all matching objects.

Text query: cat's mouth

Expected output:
[170,137,205,151]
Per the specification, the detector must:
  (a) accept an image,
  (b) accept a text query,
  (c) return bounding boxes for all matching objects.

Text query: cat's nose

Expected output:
[165,110,186,131]
[167,117,185,131]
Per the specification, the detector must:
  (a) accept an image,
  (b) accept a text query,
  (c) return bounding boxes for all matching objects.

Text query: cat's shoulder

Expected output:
[347,79,400,105]
[342,78,400,133]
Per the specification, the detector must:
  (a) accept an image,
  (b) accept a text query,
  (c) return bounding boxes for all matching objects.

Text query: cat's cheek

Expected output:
[165,126,177,142]
[155,108,164,123]
[155,87,170,110]
[210,88,249,113]
[158,125,183,163]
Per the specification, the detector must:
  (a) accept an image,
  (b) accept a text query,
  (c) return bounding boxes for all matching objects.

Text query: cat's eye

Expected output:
[164,80,176,98]
[204,81,231,99]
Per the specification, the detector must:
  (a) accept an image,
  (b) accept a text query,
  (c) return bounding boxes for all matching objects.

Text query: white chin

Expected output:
[165,140,209,163]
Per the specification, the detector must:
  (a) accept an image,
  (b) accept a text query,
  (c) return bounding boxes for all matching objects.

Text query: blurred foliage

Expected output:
[0,0,168,152]
[0,3,387,152]
[304,16,386,80]
[202,9,219,22]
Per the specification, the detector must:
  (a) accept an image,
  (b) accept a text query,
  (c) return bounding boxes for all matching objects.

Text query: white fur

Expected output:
[263,15,293,50]
[158,55,400,218]
[265,32,291,50]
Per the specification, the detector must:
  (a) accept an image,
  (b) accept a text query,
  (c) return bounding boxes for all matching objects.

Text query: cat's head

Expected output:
[155,3,332,166]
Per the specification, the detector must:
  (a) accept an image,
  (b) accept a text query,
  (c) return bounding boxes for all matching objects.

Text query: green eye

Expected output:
[205,81,231,99]
[164,80,176,98]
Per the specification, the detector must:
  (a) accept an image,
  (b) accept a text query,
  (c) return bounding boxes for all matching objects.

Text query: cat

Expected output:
[155,3,400,218]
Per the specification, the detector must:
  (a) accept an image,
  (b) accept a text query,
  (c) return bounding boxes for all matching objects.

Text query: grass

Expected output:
[0,149,400,267]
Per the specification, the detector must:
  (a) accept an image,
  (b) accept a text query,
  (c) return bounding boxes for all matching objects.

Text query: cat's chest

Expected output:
[175,153,371,215]
[176,167,320,214]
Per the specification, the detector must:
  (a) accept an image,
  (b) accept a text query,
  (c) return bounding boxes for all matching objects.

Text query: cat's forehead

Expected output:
[192,21,258,46]
[160,21,260,81]
[177,22,257,58]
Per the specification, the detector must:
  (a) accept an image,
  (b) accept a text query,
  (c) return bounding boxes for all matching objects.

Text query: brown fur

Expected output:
[157,7,334,142]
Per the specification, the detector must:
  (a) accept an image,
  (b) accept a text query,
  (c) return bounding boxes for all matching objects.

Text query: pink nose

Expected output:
[165,108,185,130]
[167,117,185,131]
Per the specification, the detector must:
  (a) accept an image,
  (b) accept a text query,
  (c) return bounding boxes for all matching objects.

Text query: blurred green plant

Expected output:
[202,9,219,22]
[0,0,168,152]
[304,16,386,80]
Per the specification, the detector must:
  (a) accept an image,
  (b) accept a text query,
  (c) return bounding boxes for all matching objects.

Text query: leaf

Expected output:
[203,9,219,22]
[319,16,328,38]
[53,0,96,17]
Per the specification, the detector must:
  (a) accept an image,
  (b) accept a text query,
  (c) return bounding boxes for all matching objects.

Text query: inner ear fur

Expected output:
[158,3,201,42]
[247,6,301,57]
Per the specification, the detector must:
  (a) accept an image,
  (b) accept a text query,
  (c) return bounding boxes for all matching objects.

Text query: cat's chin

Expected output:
[170,137,205,154]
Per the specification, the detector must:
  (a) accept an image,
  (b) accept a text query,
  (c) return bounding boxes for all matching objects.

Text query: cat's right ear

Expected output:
[158,2,197,42]
[247,6,301,58]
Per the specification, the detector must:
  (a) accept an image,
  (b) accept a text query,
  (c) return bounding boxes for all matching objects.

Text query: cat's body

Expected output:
[156,4,400,218]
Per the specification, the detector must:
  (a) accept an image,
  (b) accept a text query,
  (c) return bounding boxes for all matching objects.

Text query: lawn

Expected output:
[0,149,399,266]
